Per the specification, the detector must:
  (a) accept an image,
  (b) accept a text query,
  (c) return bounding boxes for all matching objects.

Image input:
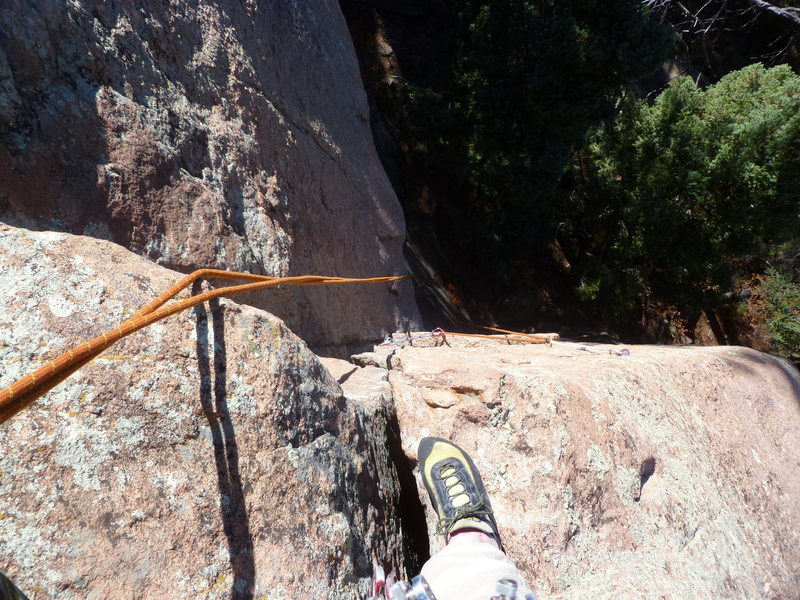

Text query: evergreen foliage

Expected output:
[377,2,799,346]
[570,64,800,317]
[397,1,673,292]
[759,266,800,358]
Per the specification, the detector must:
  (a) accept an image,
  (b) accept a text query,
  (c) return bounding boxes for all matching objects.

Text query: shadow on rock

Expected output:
[194,294,255,600]
[387,410,431,577]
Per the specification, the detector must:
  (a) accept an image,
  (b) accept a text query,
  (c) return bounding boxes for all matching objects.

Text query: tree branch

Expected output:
[746,0,800,26]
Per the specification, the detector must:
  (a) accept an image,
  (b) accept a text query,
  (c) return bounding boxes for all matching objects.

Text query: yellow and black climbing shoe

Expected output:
[417,436,504,551]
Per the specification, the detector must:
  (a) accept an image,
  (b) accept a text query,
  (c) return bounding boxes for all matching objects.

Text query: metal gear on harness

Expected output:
[367,566,536,600]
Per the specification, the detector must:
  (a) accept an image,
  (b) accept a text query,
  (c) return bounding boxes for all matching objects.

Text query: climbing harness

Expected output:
[0,269,405,425]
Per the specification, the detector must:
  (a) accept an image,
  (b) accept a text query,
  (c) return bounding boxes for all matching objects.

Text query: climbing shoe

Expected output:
[417,436,504,551]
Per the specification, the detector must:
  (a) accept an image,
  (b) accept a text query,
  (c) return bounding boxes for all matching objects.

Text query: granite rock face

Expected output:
[3,223,800,600]
[0,0,421,346]
[344,335,800,600]
[0,224,407,599]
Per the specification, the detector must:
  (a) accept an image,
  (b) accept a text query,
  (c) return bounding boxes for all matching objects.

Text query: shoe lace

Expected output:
[436,499,494,535]
[433,460,493,535]
[435,460,469,500]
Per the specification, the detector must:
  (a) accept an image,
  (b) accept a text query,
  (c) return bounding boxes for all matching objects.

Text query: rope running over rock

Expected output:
[0,269,405,425]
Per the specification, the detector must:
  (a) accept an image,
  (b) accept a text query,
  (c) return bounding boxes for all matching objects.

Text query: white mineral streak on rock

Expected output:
[586,445,611,480]
[46,294,76,318]
[54,421,119,492]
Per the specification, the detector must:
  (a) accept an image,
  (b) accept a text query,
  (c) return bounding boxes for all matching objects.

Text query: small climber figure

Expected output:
[414,437,536,600]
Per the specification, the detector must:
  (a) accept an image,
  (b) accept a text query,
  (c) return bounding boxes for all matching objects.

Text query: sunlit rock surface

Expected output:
[0,0,421,346]
[347,335,800,599]
[0,224,407,599]
[3,225,800,600]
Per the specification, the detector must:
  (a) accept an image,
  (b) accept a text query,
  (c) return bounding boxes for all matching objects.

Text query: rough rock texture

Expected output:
[343,335,800,600]
[0,224,408,599]
[0,0,421,346]
[3,222,800,600]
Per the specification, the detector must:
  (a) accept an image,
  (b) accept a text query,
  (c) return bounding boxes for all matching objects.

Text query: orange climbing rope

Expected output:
[0,269,405,425]
[379,325,630,356]
[481,325,549,340]
[436,330,550,343]
[379,326,551,346]
[458,326,550,343]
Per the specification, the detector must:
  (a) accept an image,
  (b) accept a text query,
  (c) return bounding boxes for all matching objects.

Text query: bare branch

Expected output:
[747,0,800,26]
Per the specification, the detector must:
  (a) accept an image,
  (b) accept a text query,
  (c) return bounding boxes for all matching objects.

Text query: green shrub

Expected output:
[394,0,673,296]
[571,64,800,316]
[760,266,800,358]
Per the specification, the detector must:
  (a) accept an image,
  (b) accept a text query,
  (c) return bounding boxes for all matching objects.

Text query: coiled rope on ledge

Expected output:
[0,269,405,425]
[379,326,552,346]
[380,325,631,357]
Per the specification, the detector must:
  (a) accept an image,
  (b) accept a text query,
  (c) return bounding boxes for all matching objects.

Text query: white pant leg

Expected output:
[420,533,534,600]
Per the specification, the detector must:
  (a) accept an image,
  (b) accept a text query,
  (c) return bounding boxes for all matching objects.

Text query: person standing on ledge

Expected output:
[416,437,536,600]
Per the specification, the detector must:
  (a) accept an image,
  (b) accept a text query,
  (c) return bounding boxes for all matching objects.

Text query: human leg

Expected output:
[417,437,535,600]
[420,530,534,600]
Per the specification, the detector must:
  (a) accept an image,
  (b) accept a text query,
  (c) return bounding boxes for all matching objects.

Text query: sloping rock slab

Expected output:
[0,224,405,599]
[375,339,800,599]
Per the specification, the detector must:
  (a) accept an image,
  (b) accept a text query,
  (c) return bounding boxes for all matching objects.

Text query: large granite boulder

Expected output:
[346,335,800,599]
[0,0,421,346]
[3,222,800,599]
[0,224,407,599]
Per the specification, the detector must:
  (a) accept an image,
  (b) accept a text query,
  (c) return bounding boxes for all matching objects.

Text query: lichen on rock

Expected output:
[0,224,407,599]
